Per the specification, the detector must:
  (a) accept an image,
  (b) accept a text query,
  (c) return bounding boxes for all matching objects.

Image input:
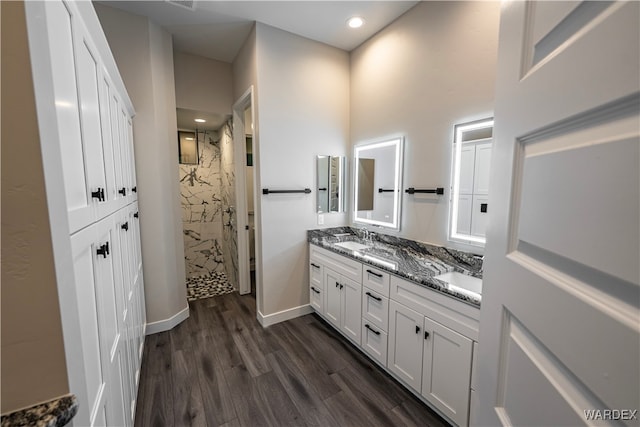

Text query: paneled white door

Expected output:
[476,2,639,426]
[324,268,342,328]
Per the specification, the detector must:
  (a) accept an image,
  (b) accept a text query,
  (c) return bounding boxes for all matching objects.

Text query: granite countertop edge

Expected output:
[308,227,482,308]
[1,394,78,427]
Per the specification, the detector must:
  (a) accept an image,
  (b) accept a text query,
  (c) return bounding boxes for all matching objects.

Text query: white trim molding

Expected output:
[257,304,314,327]
[145,306,189,335]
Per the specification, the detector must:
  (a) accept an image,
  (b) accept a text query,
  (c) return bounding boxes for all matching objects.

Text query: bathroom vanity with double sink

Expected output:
[307,227,484,427]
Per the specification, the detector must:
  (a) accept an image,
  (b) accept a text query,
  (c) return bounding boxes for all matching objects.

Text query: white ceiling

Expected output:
[176,108,230,131]
[97,1,419,63]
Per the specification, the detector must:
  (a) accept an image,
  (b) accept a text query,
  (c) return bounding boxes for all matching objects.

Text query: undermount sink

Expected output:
[334,241,371,251]
[433,271,482,295]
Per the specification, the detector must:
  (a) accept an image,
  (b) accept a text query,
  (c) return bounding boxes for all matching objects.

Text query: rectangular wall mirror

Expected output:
[353,137,404,230]
[316,155,346,213]
[449,118,493,246]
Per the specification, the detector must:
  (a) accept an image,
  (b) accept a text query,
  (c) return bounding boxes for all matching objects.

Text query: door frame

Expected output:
[232,86,258,296]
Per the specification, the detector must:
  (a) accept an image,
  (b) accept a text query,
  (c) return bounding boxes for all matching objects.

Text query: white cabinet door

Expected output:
[388,300,424,391]
[471,194,489,238]
[456,194,473,235]
[341,276,362,345]
[71,216,125,426]
[98,75,118,214]
[472,141,492,195]
[459,145,475,195]
[44,0,94,233]
[324,268,341,328]
[422,317,473,427]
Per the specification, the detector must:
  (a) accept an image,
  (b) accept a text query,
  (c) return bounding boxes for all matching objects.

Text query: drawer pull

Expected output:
[311,263,320,269]
[336,281,340,288]
[424,331,430,340]
[121,222,129,231]
[118,187,127,196]
[415,325,421,334]
[366,269,383,278]
[365,324,381,336]
[365,291,382,302]
[311,286,320,294]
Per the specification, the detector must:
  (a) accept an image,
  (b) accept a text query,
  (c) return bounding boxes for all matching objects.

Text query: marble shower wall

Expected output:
[179,131,226,277]
[220,121,239,288]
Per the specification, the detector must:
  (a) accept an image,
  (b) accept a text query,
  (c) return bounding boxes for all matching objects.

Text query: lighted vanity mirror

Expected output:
[353,137,404,230]
[316,155,346,213]
[449,118,493,246]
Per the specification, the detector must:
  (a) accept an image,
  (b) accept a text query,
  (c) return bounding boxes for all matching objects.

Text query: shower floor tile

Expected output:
[186,271,235,301]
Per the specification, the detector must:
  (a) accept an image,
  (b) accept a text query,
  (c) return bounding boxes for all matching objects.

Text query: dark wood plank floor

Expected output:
[134,291,449,427]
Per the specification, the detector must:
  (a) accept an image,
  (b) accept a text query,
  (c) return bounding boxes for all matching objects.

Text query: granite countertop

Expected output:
[1,395,78,427]
[308,226,483,307]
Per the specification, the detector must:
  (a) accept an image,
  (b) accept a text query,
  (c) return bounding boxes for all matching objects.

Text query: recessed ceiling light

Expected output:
[194,118,206,123]
[347,16,364,29]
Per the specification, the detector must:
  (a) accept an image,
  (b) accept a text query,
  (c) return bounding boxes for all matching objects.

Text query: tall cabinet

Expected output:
[25,1,146,426]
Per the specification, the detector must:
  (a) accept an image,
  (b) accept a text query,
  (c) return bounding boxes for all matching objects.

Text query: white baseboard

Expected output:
[145,305,189,335]
[257,304,313,327]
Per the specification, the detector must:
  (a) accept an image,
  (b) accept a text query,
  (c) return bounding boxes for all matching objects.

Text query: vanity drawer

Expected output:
[310,284,323,313]
[362,288,389,331]
[310,244,362,283]
[361,320,388,366]
[362,266,390,297]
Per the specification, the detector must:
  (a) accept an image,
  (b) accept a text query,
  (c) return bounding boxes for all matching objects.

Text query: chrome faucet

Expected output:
[359,226,369,241]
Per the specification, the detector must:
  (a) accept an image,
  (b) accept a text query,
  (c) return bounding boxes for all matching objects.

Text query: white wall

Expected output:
[1,1,69,412]
[174,51,232,114]
[255,23,350,317]
[350,1,500,252]
[95,4,188,327]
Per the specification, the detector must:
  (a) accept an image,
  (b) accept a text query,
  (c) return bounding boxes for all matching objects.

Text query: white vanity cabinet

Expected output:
[309,245,363,345]
[308,243,480,426]
[389,276,479,427]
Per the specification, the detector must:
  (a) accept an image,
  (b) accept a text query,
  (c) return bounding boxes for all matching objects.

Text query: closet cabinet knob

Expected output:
[121,222,129,231]
[118,187,127,196]
[96,242,110,258]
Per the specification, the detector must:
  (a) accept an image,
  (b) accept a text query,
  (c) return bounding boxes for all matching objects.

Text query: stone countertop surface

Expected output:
[308,227,483,307]
[1,395,78,427]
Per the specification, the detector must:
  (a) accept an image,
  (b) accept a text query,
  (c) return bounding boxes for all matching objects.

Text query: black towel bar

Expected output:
[405,187,444,195]
[262,188,312,195]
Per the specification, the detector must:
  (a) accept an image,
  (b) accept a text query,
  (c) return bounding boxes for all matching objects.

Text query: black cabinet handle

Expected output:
[118,187,127,196]
[365,291,382,302]
[415,325,421,334]
[132,186,137,193]
[134,212,139,218]
[366,269,383,278]
[424,331,430,340]
[480,203,488,213]
[339,284,344,290]
[365,324,381,336]
[318,187,327,191]
[311,263,320,269]
[96,242,110,258]
[91,188,105,202]
[336,281,340,288]
[311,286,320,294]
[121,222,129,231]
